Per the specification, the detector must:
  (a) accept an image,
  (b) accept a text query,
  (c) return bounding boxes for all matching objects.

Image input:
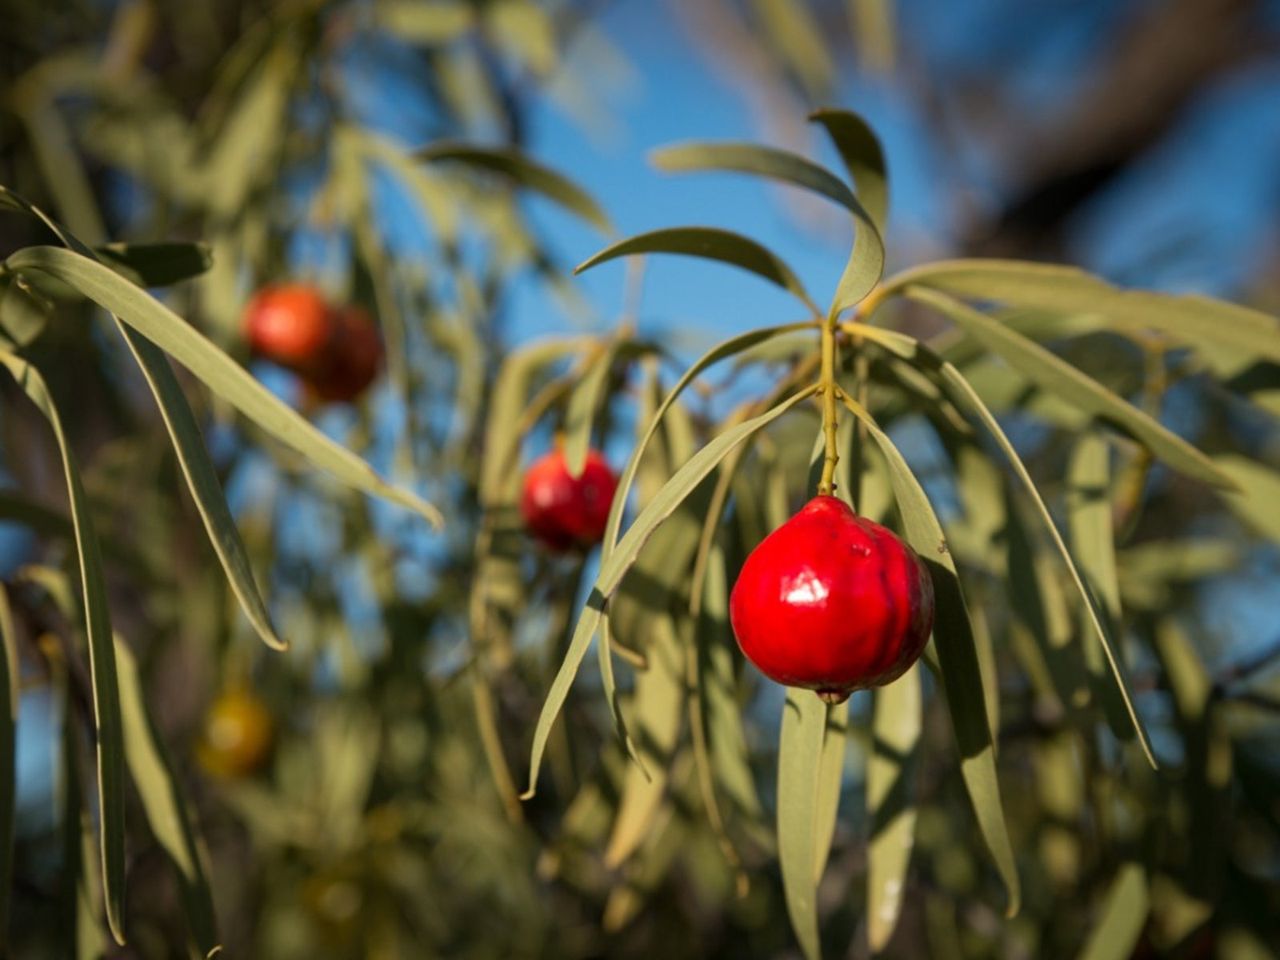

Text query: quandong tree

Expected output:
[1,2,1279,958]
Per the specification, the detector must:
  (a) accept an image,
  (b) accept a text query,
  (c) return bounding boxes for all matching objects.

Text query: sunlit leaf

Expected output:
[604,615,685,867]
[118,324,283,650]
[749,0,834,97]
[866,666,921,953]
[377,0,475,44]
[905,287,1232,488]
[0,349,125,944]
[115,638,219,955]
[576,227,818,312]
[1076,863,1149,960]
[809,108,888,233]
[838,392,1020,915]
[1214,454,1280,541]
[777,690,829,960]
[6,245,443,528]
[886,258,1280,372]
[419,141,610,233]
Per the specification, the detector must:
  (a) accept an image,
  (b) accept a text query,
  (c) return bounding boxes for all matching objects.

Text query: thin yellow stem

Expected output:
[818,319,840,496]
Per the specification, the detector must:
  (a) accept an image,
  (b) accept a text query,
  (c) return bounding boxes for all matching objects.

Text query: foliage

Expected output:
[1,2,1279,959]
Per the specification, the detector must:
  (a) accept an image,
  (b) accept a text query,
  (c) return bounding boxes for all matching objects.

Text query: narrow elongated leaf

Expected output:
[1076,864,1149,960]
[115,639,219,955]
[778,690,829,960]
[886,258,1280,369]
[809,109,888,235]
[1068,434,1135,735]
[118,325,283,650]
[6,246,443,528]
[563,341,619,478]
[604,615,685,867]
[95,242,213,288]
[838,393,1020,915]
[750,0,834,96]
[418,141,611,233]
[1214,454,1280,541]
[0,273,51,346]
[866,666,921,953]
[905,287,1232,488]
[0,585,16,939]
[651,141,862,216]
[812,699,849,882]
[524,387,816,797]
[852,324,1156,764]
[603,323,817,556]
[576,227,818,312]
[0,350,126,944]
[377,0,475,43]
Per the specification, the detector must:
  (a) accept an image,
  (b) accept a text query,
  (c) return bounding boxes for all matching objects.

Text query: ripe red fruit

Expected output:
[521,448,618,551]
[310,305,383,403]
[243,284,333,370]
[729,495,934,702]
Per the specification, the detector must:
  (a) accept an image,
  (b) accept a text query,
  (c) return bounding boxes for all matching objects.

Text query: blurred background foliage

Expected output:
[1,0,1279,957]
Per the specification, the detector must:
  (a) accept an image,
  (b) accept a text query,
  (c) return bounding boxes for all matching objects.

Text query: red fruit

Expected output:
[243,284,333,370]
[729,495,934,702]
[521,448,618,551]
[310,305,383,403]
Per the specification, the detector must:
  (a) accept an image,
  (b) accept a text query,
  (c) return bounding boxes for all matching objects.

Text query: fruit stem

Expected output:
[818,317,840,496]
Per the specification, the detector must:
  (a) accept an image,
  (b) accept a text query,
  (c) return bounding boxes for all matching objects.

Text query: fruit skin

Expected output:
[196,689,274,779]
[520,448,618,551]
[243,284,334,370]
[309,305,383,403]
[729,495,934,701]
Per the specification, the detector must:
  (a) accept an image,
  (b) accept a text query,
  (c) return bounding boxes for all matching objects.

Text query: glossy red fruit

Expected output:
[521,448,618,551]
[243,284,333,370]
[729,495,934,702]
[309,305,383,403]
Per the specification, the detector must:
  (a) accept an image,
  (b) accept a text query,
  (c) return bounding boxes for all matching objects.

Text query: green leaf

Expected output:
[0,585,16,939]
[114,638,219,956]
[838,393,1020,915]
[1214,454,1280,541]
[376,0,475,44]
[604,614,685,867]
[523,386,816,797]
[649,142,883,313]
[602,323,817,557]
[749,0,834,96]
[419,141,610,233]
[886,258,1280,371]
[905,287,1232,489]
[95,242,213,288]
[812,700,849,882]
[1076,863,1149,960]
[778,690,829,960]
[809,109,888,234]
[0,350,126,944]
[855,324,1156,765]
[6,245,443,528]
[866,665,921,953]
[576,227,819,313]
[563,342,619,478]
[651,141,863,217]
[117,324,283,650]
[0,273,52,346]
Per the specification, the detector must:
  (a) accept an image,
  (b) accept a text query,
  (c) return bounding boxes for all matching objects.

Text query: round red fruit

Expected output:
[729,495,934,702]
[243,284,333,370]
[310,305,383,403]
[521,448,618,551]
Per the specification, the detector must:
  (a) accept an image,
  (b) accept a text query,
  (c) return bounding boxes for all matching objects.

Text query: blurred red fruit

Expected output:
[243,284,333,371]
[310,305,383,403]
[521,448,618,551]
[729,495,934,702]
